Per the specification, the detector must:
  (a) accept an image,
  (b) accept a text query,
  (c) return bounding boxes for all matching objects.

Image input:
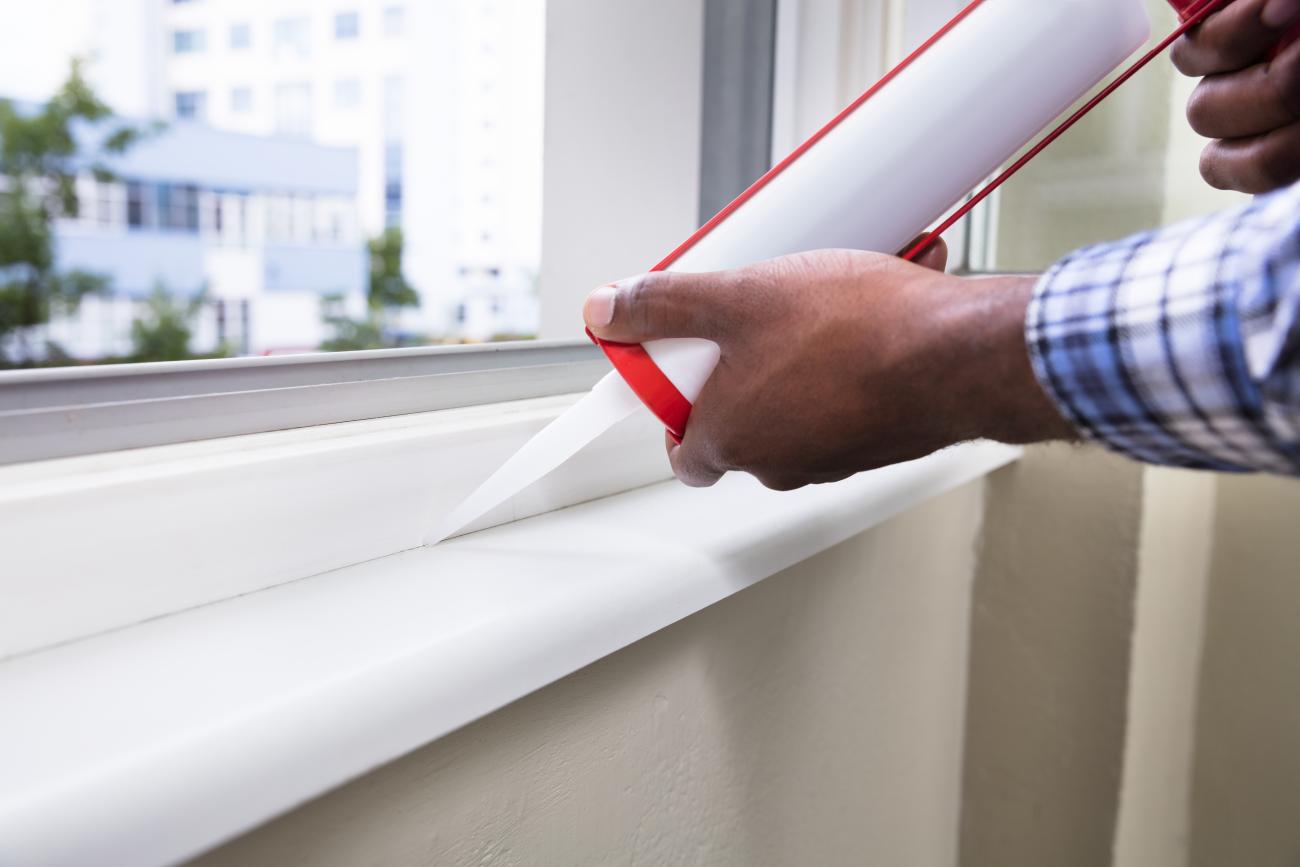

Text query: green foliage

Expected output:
[322,229,422,350]
[319,310,389,352]
[128,284,213,362]
[0,60,143,365]
[366,227,420,311]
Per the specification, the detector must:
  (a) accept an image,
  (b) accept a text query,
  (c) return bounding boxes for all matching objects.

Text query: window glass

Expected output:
[273,82,312,137]
[273,16,311,59]
[173,90,207,120]
[333,78,360,109]
[0,1,545,367]
[335,11,360,40]
[229,23,251,51]
[172,29,206,54]
[230,86,253,113]
[383,5,405,38]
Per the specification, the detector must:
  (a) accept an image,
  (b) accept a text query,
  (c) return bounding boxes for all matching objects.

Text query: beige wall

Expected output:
[959,445,1146,867]
[1187,476,1300,867]
[193,480,987,867]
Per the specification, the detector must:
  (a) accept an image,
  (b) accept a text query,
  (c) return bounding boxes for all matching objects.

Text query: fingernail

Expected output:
[1263,0,1300,29]
[584,285,617,328]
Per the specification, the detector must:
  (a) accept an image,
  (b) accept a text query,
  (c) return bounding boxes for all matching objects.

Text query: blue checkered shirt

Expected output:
[1027,182,1300,475]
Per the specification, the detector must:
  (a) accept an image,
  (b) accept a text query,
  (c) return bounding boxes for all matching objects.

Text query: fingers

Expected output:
[1200,118,1300,191]
[905,235,949,272]
[583,270,735,344]
[1186,39,1300,139]
[665,431,725,488]
[1172,0,1296,77]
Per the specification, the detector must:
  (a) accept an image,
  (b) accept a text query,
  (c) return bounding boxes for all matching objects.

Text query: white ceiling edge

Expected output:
[0,441,1020,867]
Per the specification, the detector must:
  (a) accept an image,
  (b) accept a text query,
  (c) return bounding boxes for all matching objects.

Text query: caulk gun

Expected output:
[427,0,1255,545]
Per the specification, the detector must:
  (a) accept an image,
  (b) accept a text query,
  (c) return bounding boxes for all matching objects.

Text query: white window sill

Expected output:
[0,440,1018,867]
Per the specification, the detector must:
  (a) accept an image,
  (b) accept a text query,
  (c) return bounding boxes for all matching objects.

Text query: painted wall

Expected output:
[536,0,705,339]
[191,479,987,867]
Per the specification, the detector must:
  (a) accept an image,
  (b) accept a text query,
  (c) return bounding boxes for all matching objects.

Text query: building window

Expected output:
[382,75,404,139]
[229,22,251,51]
[126,181,152,229]
[334,11,359,40]
[383,5,404,37]
[333,79,361,109]
[384,142,402,227]
[272,16,310,59]
[171,29,207,54]
[173,90,207,120]
[230,86,253,113]
[273,82,312,137]
[157,184,200,232]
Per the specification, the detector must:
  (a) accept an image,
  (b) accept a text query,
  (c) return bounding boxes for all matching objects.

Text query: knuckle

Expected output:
[623,274,666,334]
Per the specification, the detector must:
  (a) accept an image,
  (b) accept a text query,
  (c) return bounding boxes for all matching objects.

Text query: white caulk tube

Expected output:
[427,0,1152,544]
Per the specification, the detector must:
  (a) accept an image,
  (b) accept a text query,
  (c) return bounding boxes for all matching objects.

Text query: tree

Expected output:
[367,227,420,311]
[129,283,209,362]
[319,292,387,352]
[321,228,422,350]
[0,60,143,365]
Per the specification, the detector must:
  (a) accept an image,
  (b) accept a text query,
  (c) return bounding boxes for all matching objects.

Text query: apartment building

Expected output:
[155,0,544,339]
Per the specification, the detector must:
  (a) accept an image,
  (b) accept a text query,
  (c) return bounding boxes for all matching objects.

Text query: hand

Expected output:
[1172,0,1300,193]
[583,246,1076,490]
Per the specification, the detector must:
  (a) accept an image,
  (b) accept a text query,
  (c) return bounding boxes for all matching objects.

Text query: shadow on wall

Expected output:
[1189,474,1300,867]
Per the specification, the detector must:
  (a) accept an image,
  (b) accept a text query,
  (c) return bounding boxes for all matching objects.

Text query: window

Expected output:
[273,16,310,59]
[126,181,152,229]
[171,29,207,54]
[384,142,402,227]
[333,78,360,109]
[157,183,200,232]
[273,82,312,137]
[229,22,251,51]
[173,90,207,120]
[230,86,253,113]
[334,11,360,40]
[383,4,404,37]
[2,0,550,365]
[382,74,404,140]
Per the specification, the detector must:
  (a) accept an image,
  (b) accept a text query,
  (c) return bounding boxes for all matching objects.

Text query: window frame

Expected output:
[0,340,608,465]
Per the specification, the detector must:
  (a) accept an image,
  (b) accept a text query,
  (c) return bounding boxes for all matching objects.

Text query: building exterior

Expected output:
[151,0,543,340]
[0,0,544,356]
[32,114,366,359]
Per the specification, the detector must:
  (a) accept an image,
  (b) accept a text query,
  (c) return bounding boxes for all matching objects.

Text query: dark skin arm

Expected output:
[583,1,1300,490]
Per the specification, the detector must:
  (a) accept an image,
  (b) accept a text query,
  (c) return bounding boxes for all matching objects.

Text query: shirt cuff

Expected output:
[1024,221,1278,474]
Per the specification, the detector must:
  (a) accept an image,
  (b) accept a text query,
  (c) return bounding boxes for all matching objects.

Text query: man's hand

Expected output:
[583,248,1076,490]
[1172,0,1300,193]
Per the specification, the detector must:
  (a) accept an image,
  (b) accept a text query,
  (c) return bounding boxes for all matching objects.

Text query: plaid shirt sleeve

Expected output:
[1026,182,1300,475]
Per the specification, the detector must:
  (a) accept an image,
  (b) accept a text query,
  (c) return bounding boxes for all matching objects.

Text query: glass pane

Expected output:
[0,0,547,367]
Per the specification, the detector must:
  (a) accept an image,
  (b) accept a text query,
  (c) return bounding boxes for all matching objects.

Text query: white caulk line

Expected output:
[424,372,644,545]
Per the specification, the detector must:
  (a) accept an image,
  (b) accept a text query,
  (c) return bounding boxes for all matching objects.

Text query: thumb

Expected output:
[903,234,949,273]
[583,271,728,344]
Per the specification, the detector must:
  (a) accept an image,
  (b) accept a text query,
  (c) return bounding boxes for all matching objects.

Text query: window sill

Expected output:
[0,440,1018,867]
